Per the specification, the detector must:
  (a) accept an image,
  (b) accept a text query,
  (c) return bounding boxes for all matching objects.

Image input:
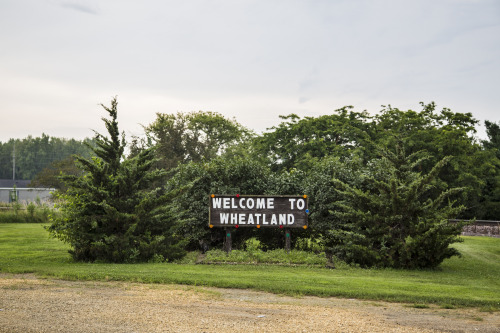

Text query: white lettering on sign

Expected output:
[256,198,265,209]
[213,198,222,209]
[215,197,280,210]
[267,198,274,209]
[289,198,305,210]
[218,213,296,225]
[247,198,255,209]
[297,199,305,210]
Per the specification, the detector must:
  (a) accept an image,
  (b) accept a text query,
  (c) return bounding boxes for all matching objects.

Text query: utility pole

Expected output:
[12,142,16,181]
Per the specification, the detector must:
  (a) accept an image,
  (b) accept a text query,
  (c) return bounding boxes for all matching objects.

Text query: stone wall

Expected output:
[460,221,500,238]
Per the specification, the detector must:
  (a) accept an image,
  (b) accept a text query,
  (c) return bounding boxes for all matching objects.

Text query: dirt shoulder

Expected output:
[0,274,498,333]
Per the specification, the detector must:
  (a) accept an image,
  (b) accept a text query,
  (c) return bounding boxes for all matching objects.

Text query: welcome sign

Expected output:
[209,195,308,229]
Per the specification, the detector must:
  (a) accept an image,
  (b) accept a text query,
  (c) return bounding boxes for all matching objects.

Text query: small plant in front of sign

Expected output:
[202,247,327,266]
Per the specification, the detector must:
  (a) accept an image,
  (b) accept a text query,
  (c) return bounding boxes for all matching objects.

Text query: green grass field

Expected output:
[0,223,499,308]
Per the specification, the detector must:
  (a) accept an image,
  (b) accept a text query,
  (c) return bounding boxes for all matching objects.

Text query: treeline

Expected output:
[0,134,94,181]
[39,98,500,268]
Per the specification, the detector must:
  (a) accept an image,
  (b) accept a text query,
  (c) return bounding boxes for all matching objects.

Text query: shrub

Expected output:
[47,98,186,263]
[329,143,468,269]
[0,202,53,223]
[202,248,327,266]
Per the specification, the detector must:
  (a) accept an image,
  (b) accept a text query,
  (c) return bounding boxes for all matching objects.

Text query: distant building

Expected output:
[0,179,31,188]
[0,179,54,203]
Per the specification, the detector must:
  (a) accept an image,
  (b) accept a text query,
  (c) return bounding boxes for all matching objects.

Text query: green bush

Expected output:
[330,144,468,269]
[294,237,324,253]
[244,237,262,253]
[47,98,186,263]
[166,156,271,250]
[27,202,36,218]
[0,202,53,223]
[202,248,327,266]
[0,211,26,223]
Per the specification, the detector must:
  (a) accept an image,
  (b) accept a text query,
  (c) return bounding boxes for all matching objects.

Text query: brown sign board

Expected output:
[209,195,308,229]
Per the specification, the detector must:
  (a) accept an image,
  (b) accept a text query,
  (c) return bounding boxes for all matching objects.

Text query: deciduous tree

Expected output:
[143,111,251,170]
[253,107,373,171]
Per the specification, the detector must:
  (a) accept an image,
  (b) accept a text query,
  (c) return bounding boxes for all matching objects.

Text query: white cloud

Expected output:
[60,2,99,15]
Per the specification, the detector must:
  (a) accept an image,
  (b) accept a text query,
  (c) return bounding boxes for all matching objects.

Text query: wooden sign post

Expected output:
[285,229,291,254]
[223,227,232,253]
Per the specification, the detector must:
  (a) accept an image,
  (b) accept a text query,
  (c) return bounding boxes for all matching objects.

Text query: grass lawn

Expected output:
[0,223,499,308]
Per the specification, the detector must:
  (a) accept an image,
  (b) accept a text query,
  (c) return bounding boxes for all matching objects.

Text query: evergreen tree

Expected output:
[328,142,468,269]
[48,98,185,262]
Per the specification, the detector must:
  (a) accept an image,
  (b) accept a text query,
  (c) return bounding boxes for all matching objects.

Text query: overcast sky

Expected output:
[1,0,499,143]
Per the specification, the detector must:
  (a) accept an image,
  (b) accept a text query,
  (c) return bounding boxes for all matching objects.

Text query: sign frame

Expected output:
[208,194,309,229]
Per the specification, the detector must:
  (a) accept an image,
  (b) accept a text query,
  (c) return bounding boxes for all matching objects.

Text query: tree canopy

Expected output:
[253,107,373,171]
[0,135,93,180]
[34,99,500,268]
[140,111,251,170]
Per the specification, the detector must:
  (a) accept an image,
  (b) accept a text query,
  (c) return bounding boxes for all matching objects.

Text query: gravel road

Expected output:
[0,274,498,332]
